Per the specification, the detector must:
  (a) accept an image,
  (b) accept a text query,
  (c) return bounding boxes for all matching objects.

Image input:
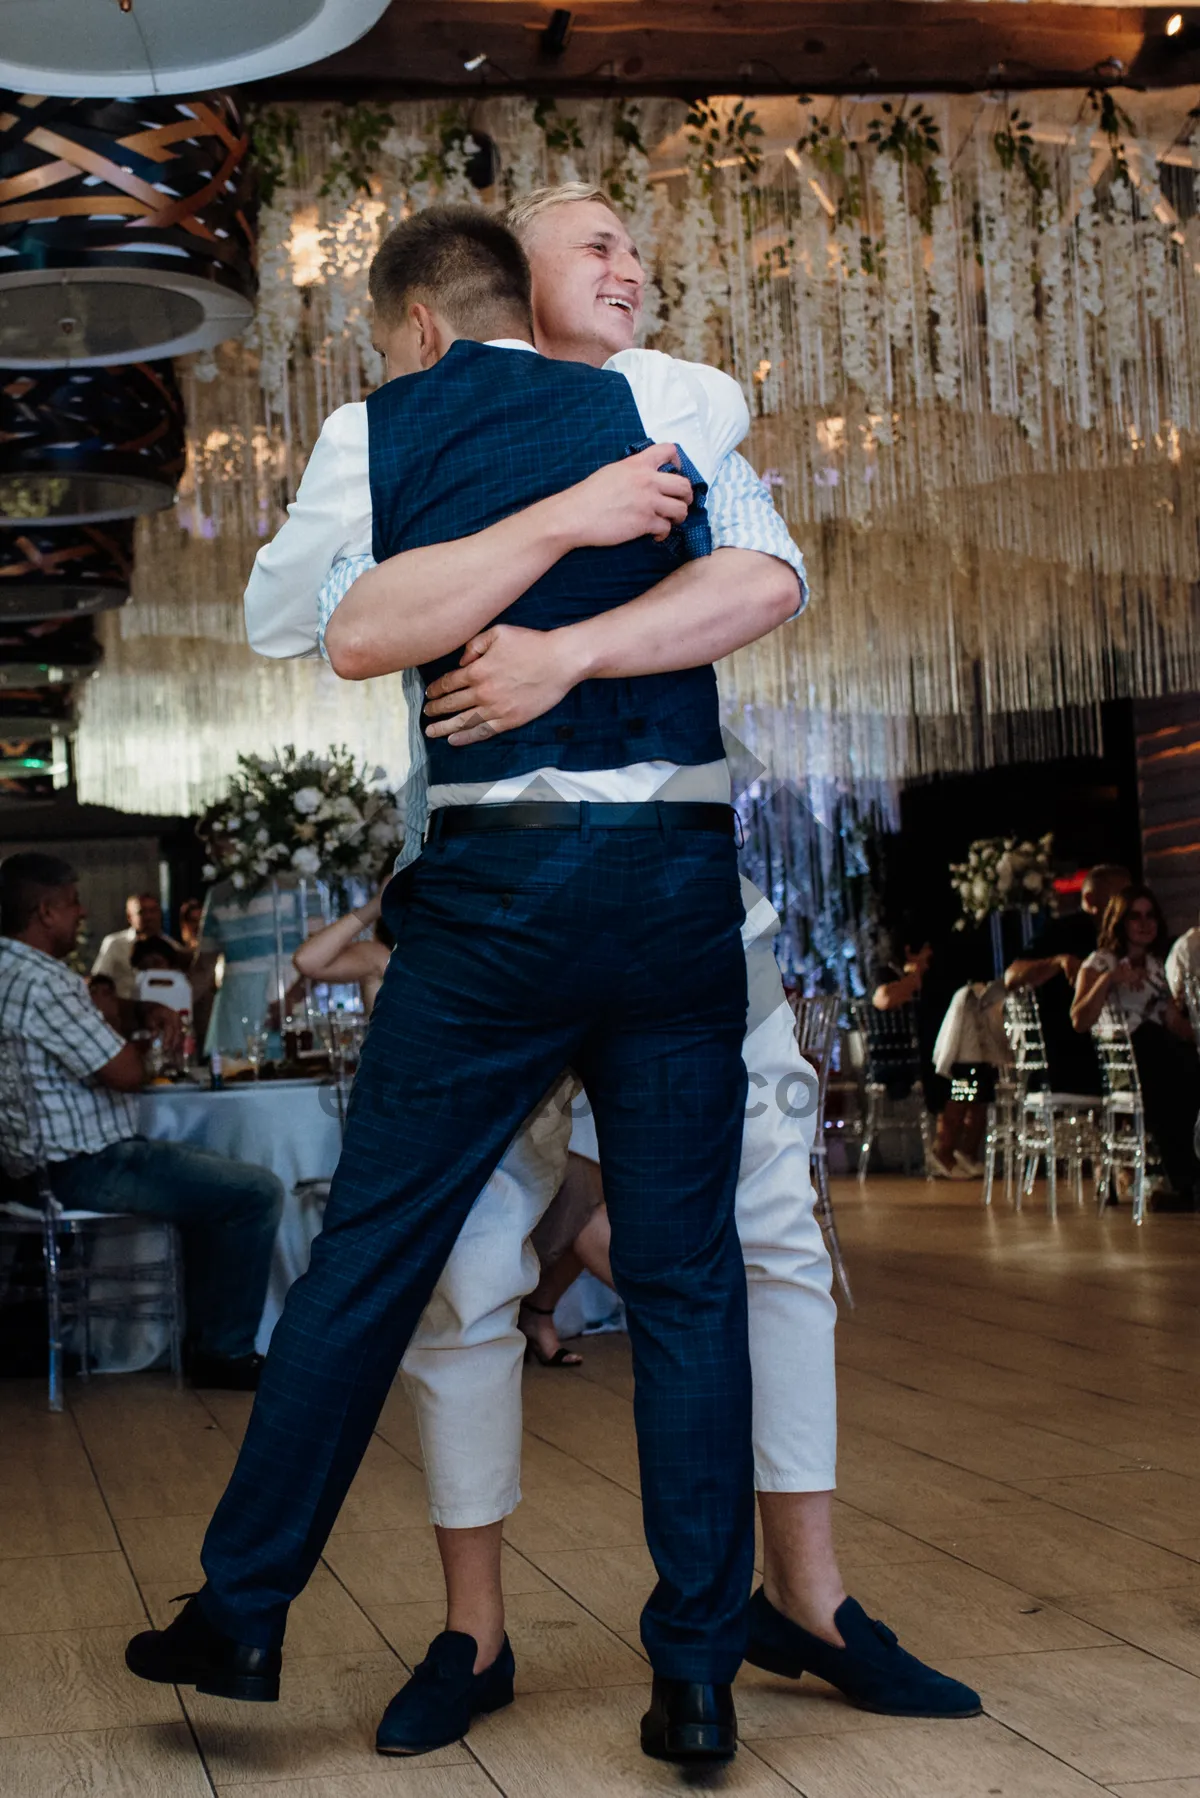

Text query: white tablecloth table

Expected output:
[88,1080,342,1371]
[87,1080,617,1372]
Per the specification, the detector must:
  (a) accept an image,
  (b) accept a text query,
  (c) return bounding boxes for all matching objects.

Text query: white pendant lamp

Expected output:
[0,0,392,99]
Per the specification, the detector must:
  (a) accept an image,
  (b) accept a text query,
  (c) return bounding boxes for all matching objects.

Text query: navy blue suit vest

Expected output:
[366,341,726,785]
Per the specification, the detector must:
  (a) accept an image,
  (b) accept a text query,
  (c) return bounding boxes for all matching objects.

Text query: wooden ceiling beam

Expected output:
[247,3,1200,100]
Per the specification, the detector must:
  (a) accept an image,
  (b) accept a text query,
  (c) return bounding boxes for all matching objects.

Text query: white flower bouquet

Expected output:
[197,744,403,896]
[950,833,1054,928]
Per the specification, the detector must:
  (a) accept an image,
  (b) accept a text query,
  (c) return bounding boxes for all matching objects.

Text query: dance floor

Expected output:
[5,1175,1200,1796]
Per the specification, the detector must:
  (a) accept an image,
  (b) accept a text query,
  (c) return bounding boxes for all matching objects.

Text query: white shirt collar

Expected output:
[484,338,539,354]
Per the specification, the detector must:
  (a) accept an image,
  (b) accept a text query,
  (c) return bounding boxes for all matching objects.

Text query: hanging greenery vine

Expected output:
[98,89,1200,821]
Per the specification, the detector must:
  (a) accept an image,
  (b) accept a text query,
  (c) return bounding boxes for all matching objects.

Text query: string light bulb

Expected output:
[1167,12,1184,34]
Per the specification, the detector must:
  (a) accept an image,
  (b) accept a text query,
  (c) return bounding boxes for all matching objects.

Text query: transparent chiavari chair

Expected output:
[0,1032,184,1411]
[853,998,931,1184]
[1000,992,1099,1219]
[1091,1002,1148,1226]
[981,1073,1019,1209]
[794,993,853,1308]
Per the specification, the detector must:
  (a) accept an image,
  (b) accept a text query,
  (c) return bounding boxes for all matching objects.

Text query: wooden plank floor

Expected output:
[4,1174,1200,1796]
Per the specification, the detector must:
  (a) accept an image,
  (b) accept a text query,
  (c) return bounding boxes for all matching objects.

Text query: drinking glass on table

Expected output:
[242,1018,269,1078]
[333,1007,365,1067]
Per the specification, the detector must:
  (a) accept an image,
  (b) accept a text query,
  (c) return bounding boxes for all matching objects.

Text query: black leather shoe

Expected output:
[376,1631,514,1756]
[125,1593,281,1702]
[186,1350,265,1391]
[640,1676,737,1762]
[746,1589,981,1718]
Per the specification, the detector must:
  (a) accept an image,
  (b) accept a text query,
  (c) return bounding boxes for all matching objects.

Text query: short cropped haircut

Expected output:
[1086,862,1132,892]
[0,851,77,936]
[369,206,533,337]
[130,935,184,972]
[507,182,615,240]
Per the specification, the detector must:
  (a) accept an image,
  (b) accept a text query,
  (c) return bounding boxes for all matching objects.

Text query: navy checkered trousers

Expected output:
[199,342,755,1682]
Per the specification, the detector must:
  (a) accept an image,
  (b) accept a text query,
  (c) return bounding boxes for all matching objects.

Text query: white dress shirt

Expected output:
[91,927,141,1001]
[243,339,809,867]
[1165,926,1200,1006]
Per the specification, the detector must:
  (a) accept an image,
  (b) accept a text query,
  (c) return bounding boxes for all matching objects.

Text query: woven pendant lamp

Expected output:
[0,92,256,366]
[0,684,76,739]
[0,361,185,525]
[0,520,133,621]
[0,614,102,682]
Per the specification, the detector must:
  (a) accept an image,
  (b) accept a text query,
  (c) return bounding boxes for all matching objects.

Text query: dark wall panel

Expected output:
[1135,695,1200,939]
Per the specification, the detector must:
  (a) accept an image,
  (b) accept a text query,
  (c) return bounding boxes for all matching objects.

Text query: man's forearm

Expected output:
[1005,958,1059,991]
[557,549,799,683]
[1071,971,1112,1032]
[324,445,694,681]
[421,546,804,745]
[324,493,576,680]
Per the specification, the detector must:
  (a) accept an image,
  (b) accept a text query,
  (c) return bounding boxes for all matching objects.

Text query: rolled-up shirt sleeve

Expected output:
[707,451,809,616]
[243,403,373,660]
[317,551,376,661]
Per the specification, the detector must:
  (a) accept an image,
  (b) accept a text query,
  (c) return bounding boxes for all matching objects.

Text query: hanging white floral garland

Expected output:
[89,88,1200,819]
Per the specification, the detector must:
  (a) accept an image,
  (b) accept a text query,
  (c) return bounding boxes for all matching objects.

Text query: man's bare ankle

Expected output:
[762,1578,846,1648]
[443,1616,505,1674]
[470,1628,506,1674]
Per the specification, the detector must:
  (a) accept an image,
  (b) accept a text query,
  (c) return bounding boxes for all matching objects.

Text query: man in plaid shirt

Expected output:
[0,853,283,1390]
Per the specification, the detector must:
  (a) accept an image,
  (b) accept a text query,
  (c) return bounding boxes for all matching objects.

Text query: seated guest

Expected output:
[1072,883,1200,1208]
[1005,863,1131,1097]
[0,853,283,1388]
[502,1143,620,1369]
[1166,912,1200,1017]
[872,925,985,1179]
[292,886,393,1014]
[130,935,194,1014]
[92,890,186,1002]
[130,935,183,971]
[91,952,184,1055]
[178,897,204,954]
[930,977,1008,1174]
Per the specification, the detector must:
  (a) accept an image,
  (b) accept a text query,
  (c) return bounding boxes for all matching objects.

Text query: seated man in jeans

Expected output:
[0,853,283,1390]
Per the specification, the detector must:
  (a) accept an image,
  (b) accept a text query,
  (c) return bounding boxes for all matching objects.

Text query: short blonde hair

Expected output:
[507,182,618,240]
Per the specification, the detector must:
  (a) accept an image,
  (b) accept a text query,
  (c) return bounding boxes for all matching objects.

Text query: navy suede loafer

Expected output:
[746,1589,982,1718]
[376,1630,515,1756]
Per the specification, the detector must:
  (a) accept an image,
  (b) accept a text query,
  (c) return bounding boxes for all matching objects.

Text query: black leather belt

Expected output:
[429,801,735,838]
